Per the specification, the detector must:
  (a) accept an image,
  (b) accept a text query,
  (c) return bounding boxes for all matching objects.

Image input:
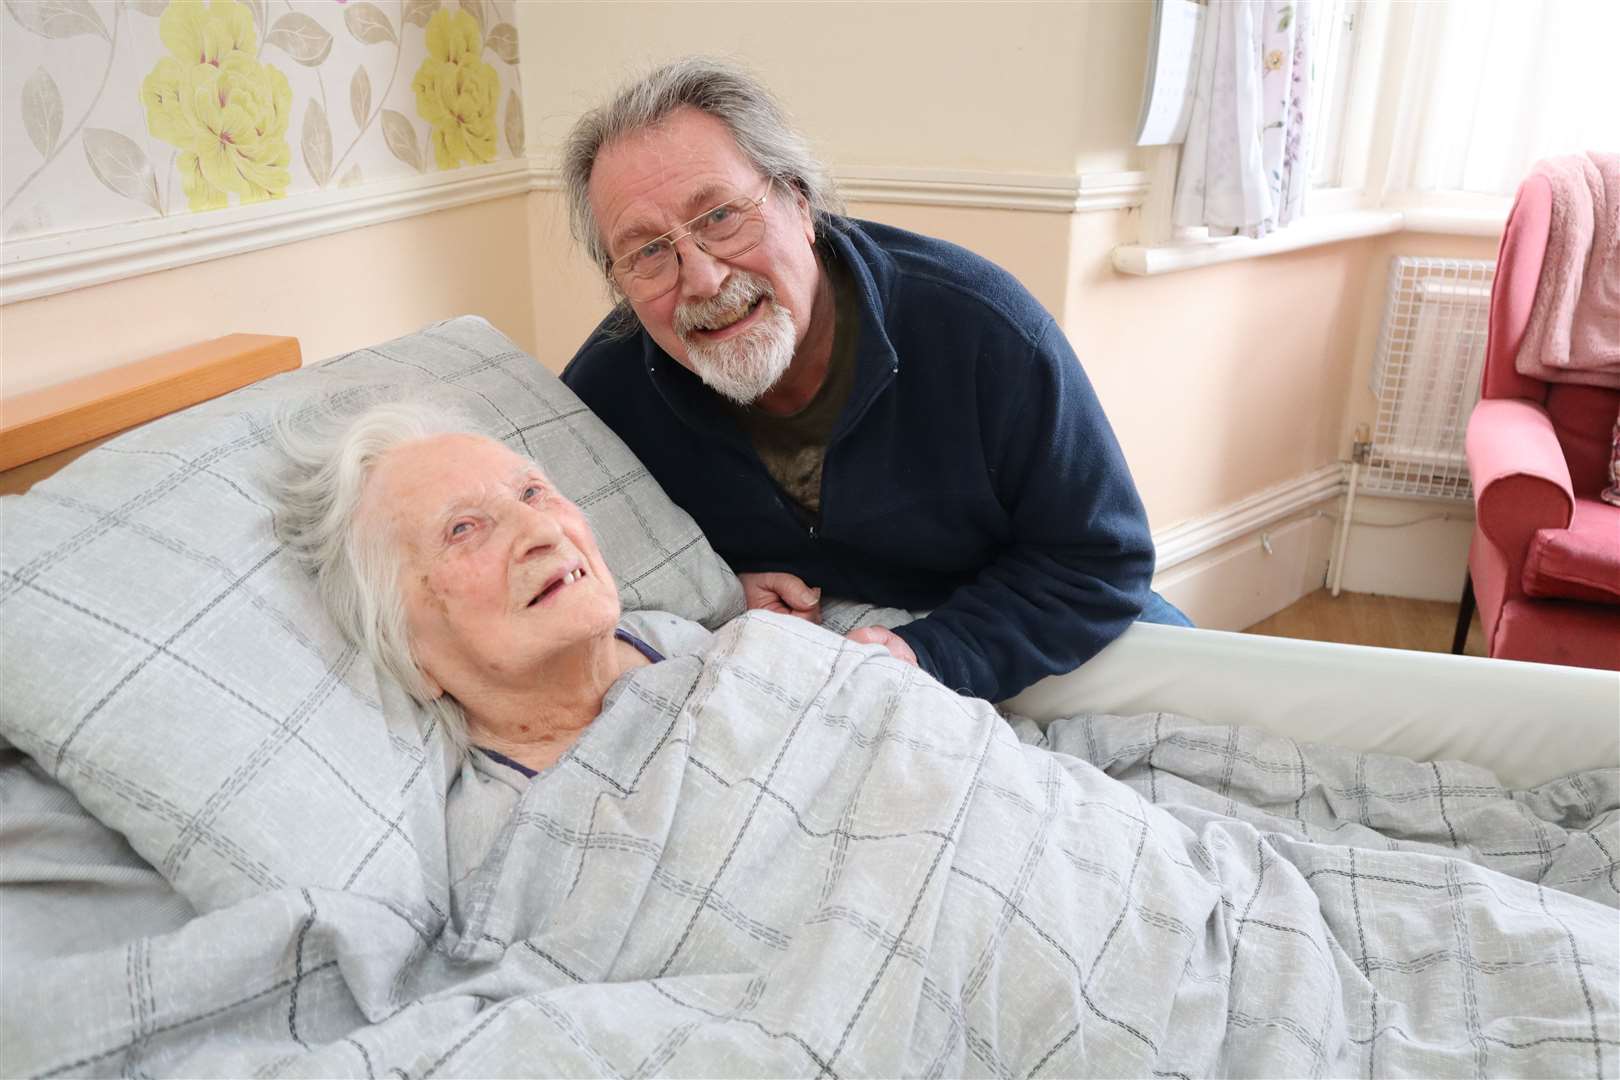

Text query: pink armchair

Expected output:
[1457,173,1620,670]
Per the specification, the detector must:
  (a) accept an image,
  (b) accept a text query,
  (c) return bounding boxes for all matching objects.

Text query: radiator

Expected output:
[1362,256,1496,500]
[1327,255,1495,596]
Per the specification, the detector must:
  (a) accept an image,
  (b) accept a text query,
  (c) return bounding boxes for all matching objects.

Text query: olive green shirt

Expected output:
[729,250,859,520]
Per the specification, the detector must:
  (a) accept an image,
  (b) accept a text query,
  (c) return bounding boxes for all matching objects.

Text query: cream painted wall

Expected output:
[521,1,1151,177]
[526,184,609,370]
[0,194,536,397]
[1069,214,1379,529]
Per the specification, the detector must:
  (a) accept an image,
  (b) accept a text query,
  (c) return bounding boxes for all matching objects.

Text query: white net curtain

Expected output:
[1381,0,1620,201]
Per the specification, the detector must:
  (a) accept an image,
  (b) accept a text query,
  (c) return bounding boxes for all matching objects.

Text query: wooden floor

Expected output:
[1244,588,1488,657]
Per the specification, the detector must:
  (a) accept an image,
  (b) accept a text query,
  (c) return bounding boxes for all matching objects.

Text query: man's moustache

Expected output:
[674,278,772,338]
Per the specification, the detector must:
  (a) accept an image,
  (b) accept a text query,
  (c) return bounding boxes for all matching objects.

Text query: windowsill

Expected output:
[1112,205,1508,276]
[1398,207,1509,236]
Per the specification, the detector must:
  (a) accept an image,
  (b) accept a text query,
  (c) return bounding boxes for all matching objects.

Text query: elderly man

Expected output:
[560,58,1188,704]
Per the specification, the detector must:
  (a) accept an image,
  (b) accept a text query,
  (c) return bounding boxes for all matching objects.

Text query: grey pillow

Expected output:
[0,315,741,906]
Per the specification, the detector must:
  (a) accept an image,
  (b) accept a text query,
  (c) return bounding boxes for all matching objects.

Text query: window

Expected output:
[1307,0,1361,190]
[1123,0,1618,265]
[1377,0,1620,204]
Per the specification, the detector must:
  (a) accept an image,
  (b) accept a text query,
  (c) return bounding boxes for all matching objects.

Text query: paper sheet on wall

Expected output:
[1135,0,1205,146]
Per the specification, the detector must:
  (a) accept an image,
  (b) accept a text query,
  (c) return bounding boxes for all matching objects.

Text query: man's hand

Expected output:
[846,626,919,667]
[738,571,822,623]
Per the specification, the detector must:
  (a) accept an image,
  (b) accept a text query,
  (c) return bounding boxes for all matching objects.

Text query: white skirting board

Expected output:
[1150,474,1478,630]
[1154,511,1337,631]
[1331,494,1475,601]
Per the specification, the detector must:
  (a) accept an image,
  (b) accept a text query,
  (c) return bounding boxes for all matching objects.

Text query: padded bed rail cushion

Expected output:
[1004,622,1620,790]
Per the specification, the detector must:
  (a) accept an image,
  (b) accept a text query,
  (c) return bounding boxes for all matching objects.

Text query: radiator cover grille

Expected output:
[1364,255,1496,500]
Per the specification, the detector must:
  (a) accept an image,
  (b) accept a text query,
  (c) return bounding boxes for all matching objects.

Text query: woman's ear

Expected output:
[417,667,444,700]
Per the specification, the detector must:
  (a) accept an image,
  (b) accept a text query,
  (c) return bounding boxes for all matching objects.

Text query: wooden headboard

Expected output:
[0,334,300,496]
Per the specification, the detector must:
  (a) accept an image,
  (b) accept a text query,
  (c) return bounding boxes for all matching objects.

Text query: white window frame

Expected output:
[1118,1,1506,276]
[1303,0,1385,216]
[1135,0,1388,246]
[1308,0,1359,190]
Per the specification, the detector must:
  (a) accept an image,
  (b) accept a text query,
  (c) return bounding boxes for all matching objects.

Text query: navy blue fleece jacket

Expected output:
[561,217,1153,702]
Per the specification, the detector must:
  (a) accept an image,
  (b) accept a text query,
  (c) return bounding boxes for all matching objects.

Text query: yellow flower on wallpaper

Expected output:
[140,0,292,211]
[411,8,499,170]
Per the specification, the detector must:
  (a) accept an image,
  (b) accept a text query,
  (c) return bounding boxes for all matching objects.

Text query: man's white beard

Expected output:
[674,271,796,405]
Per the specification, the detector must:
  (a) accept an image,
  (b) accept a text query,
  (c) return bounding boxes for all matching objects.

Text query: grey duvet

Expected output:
[2,613,1616,1078]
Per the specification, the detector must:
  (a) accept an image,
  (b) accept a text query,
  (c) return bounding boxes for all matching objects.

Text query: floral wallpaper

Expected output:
[1,0,523,239]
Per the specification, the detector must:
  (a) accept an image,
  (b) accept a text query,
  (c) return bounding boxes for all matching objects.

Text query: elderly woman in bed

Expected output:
[275,401,661,775]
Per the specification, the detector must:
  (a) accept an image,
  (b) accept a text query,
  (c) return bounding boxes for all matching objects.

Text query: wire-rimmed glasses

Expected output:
[607,179,775,302]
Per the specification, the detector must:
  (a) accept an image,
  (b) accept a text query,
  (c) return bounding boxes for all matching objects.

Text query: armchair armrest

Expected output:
[1466,399,1575,560]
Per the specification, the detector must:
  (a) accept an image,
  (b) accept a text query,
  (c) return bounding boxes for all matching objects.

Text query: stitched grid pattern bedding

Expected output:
[2,319,1615,1077]
[0,315,741,908]
[2,613,1615,1077]
[1025,710,1620,904]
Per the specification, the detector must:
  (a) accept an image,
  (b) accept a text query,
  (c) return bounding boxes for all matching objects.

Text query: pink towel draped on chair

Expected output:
[1515,151,1620,388]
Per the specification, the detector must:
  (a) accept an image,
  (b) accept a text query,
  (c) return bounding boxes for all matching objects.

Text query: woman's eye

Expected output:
[449,520,475,538]
[706,206,733,225]
[522,484,542,502]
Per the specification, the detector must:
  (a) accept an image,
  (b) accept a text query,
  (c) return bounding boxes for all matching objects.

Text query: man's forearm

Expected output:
[890,550,1150,702]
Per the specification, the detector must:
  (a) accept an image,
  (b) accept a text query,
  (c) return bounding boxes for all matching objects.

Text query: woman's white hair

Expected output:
[269,397,479,750]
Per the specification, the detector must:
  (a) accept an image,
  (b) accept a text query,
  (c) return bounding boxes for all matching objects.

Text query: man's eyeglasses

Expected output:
[607,179,775,302]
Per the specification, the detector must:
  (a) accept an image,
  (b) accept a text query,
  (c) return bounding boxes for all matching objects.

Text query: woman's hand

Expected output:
[846,626,918,666]
[739,571,822,623]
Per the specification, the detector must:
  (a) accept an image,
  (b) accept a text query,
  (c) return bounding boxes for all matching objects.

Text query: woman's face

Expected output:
[360,433,621,701]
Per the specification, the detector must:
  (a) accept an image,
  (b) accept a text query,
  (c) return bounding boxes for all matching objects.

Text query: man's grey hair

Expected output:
[269,398,479,750]
[562,56,844,282]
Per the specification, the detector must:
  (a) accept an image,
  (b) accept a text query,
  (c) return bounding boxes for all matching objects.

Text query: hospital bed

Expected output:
[1,315,1614,1075]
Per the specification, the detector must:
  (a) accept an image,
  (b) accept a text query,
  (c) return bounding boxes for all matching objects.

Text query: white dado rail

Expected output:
[0,161,1151,306]
[1,159,538,306]
[836,167,1149,214]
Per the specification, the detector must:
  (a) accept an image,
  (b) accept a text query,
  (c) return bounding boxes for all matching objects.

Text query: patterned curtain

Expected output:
[1173,0,1315,239]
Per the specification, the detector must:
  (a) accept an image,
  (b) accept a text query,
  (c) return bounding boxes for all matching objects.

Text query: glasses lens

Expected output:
[615,243,675,301]
[693,198,765,256]
[612,244,664,296]
[611,191,769,301]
